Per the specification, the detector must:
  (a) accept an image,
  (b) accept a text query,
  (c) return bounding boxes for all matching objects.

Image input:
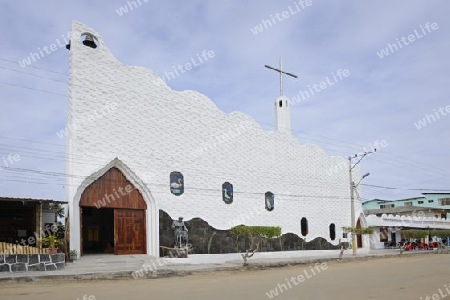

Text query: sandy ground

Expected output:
[1,254,450,300]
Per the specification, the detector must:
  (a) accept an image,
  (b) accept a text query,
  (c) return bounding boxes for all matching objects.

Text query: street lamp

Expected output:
[349,151,374,255]
[355,172,370,188]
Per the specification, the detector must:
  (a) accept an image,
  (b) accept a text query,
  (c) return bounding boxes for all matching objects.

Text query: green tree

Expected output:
[400,229,428,240]
[230,225,281,266]
[48,202,65,219]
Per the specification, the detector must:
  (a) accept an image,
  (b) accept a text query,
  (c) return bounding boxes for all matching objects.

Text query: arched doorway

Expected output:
[356,218,362,248]
[79,167,147,255]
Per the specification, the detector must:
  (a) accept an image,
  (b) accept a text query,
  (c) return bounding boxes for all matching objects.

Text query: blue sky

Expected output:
[0,0,449,202]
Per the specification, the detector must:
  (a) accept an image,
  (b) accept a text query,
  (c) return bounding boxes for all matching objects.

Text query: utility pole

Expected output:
[349,151,374,255]
[349,156,355,254]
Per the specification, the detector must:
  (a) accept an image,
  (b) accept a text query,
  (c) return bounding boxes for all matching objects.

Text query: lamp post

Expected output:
[349,151,374,255]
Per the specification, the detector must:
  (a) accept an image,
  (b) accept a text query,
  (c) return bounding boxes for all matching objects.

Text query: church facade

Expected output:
[65,21,366,257]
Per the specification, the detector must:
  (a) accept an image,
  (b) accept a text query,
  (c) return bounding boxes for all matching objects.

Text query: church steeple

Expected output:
[264,57,297,135]
[274,95,291,134]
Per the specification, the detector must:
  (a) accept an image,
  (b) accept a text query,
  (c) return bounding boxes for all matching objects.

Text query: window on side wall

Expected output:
[301,218,308,236]
[170,171,184,196]
[222,182,233,204]
[265,192,274,211]
[329,223,336,241]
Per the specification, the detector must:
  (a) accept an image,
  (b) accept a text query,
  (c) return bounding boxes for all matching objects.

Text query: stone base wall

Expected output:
[159,210,339,255]
[0,254,65,272]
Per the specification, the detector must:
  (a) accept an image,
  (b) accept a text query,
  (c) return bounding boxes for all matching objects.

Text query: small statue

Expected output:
[172,217,188,248]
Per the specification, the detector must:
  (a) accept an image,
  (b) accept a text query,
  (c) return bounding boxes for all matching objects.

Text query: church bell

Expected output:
[82,35,97,49]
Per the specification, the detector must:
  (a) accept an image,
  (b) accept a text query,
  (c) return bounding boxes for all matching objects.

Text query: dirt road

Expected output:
[1,254,449,300]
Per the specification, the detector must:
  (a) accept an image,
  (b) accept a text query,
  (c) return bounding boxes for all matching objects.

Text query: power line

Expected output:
[0,57,384,155]
[2,135,444,193]
[0,120,446,196]
[0,167,352,201]
[0,59,443,171]
[361,183,450,192]
[0,66,68,84]
[0,80,67,98]
[1,57,448,196]
[0,58,68,76]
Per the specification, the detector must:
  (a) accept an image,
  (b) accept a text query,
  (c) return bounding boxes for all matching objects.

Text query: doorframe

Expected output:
[80,206,83,256]
[355,213,368,249]
[356,218,362,248]
[71,158,159,257]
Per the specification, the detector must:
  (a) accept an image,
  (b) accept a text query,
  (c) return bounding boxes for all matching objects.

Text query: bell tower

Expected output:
[264,57,297,135]
[274,95,291,134]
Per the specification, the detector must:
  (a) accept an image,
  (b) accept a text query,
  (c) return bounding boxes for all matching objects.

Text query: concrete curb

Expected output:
[0,250,446,282]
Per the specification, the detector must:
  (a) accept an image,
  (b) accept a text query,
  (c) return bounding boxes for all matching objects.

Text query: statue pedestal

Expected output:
[160,246,188,258]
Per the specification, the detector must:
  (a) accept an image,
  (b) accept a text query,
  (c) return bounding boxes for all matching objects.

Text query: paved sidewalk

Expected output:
[0,248,442,281]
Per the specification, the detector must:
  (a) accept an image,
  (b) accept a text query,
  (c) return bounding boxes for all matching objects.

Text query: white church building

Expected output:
[65,21,368,257]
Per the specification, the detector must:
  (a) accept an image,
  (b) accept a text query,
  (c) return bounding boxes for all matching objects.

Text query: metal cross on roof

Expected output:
[264,57,298,96]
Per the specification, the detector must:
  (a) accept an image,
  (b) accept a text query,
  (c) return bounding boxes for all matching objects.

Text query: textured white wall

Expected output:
[65,21,364,256]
